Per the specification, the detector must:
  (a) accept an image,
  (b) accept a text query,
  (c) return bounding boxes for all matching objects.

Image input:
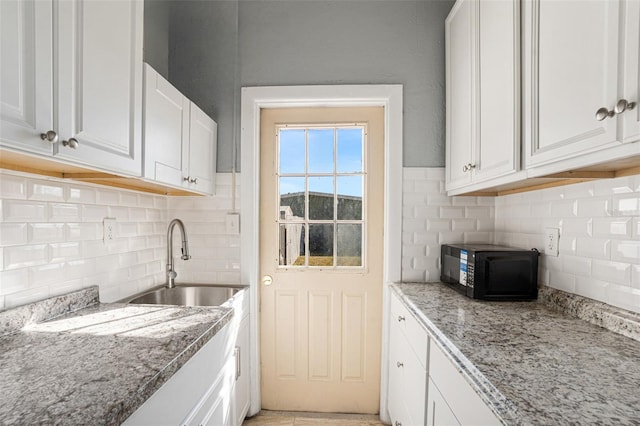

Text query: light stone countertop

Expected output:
[391,282,640,425]
[0,286,234,425]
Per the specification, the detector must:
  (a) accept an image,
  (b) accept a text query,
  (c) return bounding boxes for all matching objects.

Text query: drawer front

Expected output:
[429,343,500,425]
[390,293,428,367]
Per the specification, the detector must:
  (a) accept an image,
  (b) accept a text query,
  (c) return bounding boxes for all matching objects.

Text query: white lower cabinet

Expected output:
[426,378,459,426]
[388,294,428,426]
[388,292,500,426]
[123,322,235,426]
[125,290,250,426]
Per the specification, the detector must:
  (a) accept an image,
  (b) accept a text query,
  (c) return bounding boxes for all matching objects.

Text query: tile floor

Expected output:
[242,410,386,425]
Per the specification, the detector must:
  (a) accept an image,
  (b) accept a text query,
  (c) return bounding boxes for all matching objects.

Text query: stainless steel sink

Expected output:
[124,285,245,307]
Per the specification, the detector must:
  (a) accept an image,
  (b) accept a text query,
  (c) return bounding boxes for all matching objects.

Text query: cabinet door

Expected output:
[474,0,519,183]
[619,0,640,143]
[55,0,143,176]
[0,0,54,155]
[524,0,620,167]
[143,64,189,187]
[445,0,475,190]
[426,378,460,426]
[185,103,217,194]
[234,316,251,424]
[387,319,406,425]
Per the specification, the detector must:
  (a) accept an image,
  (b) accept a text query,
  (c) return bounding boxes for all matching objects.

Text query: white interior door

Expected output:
[259,107,384,413]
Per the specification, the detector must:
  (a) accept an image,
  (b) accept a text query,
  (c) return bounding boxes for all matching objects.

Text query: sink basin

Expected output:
[125,285,245,307]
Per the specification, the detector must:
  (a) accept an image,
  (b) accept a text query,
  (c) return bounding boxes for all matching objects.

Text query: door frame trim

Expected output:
[240,85,402,421]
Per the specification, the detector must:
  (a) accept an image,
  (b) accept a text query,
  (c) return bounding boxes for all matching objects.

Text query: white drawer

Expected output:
[390,292,428,367]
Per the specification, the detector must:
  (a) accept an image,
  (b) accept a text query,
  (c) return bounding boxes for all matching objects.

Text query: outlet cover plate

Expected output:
[545,227,559,257]
[103,218,116,244]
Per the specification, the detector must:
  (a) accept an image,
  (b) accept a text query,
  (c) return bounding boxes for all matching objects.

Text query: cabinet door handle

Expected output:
[189,177,198,184]
[595,106,615,121]
[395,421,402,426]
[397,315,405,322]
[397,361,404,368]
[40,130,58,143]
[462,163,476,172]
[614,99,637,114]
[62,138,78,149]
[235,346,241,380]
[183,176,190,182]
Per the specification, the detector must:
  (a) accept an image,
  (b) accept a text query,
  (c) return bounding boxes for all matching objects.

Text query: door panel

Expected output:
[260,107,383,413]
[0,0,54,155]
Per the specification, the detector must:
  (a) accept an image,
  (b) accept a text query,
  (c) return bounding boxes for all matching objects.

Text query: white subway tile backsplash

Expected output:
[612,194,640,216]
[592,217,632,238]
[611,240,640,264]
[562,218,593,237]
[29,223,65,243]
[0,223,28,246]
[551,200,578,217]
[0,174,26,199]
[3,244,48,269]
[591,259,631,286]
[49,242,81,263]
[67,185,96,204]
[28,181,65,201]
[82,205,109,222]
[632,265,640,290]
[29,263,65,286]
[562,255,592,277]
[0,268,28,295]
[2,200,47,222]
[49,203,80,222]
[5,286,50,309]
[576,197,610,217]
[67,223,99,241]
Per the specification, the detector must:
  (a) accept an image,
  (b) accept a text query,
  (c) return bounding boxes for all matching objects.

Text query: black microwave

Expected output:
[440,244,539,300]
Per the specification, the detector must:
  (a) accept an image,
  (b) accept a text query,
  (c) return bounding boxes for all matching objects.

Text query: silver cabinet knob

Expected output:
[189,177,198,184]
[397,361,404,368]
[183,176,190,182]
[614,99,637,114]
[462,163,476,172]
[262,275,273,286]
[62,138,78,149]
[397,315,405,322]
[40,130,58,143]
[595,107,615,121]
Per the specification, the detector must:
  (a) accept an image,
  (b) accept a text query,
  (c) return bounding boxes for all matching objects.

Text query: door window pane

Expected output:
[337,128,363,173]
[280,177,305,219]
[337,176,363,220]
[309,224,333,266]
[337,224,362,266]
[279,223,305,266]
[308,129,334,173]
[309,177,334,220]
[279,129,306,174]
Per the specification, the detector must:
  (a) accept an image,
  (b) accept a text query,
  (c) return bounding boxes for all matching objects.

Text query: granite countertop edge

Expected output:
[389,282,640,425]
[389,283,518,424]
[0,286,236,425]
[109,305,234,424]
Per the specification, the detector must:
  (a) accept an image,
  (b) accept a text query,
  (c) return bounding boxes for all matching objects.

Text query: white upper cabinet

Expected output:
[523,0,640,172]
[0,0,143,177]
[446,0,520,193]
[143,64,189,187]
[0,0,54,155]
[143,64,217,195]
[55,0,143,176]
[186,103,217,195]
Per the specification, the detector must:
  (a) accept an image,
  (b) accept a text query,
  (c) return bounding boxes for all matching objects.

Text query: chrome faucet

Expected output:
[166,218,191,288]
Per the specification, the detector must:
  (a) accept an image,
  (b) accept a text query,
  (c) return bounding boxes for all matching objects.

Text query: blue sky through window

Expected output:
[279,127,364,198]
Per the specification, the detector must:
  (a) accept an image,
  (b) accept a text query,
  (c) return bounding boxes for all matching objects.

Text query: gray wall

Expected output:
[167,0,454,172]
[144,0,170,80]
[169,0,240,172]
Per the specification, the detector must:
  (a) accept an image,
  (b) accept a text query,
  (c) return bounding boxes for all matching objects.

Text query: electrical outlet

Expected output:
[226,213,240,234]
[545,228,559,257]
[103,218,116,244]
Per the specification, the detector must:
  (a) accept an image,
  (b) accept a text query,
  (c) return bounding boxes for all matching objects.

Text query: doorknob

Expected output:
[262,275,273,286]
[614,99,637,114]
